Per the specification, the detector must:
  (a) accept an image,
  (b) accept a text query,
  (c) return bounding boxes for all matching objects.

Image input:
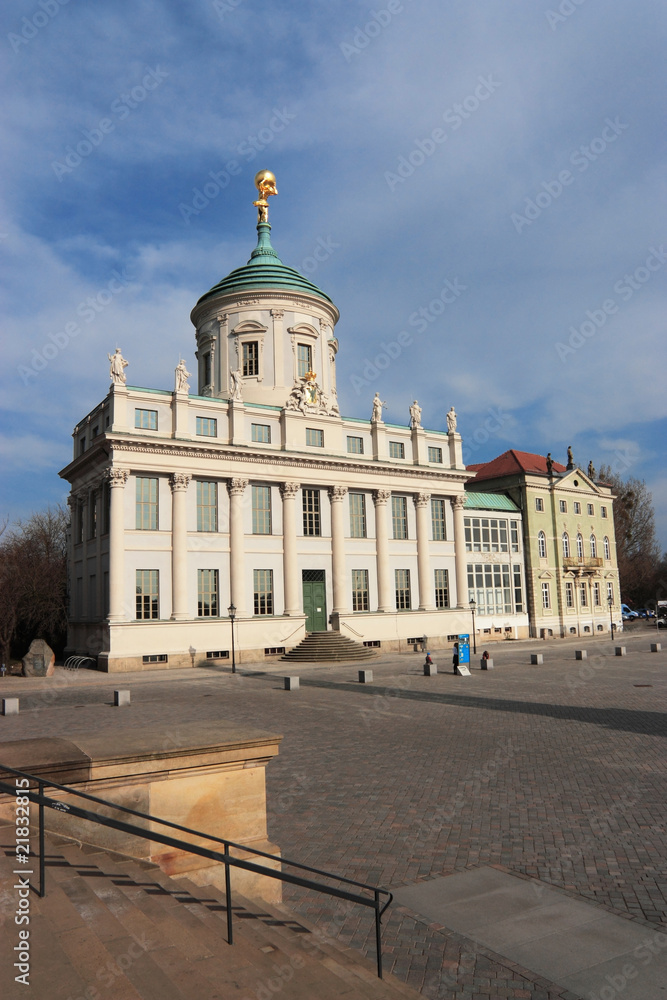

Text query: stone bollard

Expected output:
[2,698,19,716]
[615,647,627,657]
[358,670,373,684]
[423,663,437,676]
[650,643,661,652]
[284,676,299,691]
[481,658,494,670]
[531,653,543,665]
[114,690,130,706]
[575,650,587,660]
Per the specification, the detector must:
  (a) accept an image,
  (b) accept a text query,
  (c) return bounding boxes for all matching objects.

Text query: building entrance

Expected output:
[302,570,327,632]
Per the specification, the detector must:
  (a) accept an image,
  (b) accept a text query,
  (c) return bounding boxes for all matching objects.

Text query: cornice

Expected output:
[107,439,470,486]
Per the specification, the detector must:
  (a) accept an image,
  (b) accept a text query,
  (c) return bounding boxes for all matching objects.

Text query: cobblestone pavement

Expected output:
[1,631,665,999]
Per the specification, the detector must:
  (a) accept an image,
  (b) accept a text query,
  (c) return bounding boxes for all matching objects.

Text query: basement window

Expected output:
[142,654,167,664]
[206,650,229,659]
[363,640,381,648]
[265,647,285,655]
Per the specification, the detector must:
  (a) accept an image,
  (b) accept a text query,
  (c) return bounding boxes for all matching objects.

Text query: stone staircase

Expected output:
[282,630,377,663]
[0,826,420,1000]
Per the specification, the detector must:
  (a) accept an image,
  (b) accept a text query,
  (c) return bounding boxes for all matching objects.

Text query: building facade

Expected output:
[60,194,530,670]
[467,451,621,638]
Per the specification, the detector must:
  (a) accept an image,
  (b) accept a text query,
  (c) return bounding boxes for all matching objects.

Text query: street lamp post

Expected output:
[228,603,237,673]
[469,599,477,654]
[607,595,615,644]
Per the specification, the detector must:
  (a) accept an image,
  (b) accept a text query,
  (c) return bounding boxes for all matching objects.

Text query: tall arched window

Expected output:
[576,533,584,559]
[603,535,610,559]
[562,532,570,558]
[590,534,597,558]
[538,531,547,558]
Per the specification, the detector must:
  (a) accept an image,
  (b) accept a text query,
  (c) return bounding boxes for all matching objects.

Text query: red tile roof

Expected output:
[467,449,567,481]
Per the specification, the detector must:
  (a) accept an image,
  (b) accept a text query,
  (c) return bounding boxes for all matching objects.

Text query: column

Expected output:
[169,473,191,620]
[329,486,348,614]
[280,482,301,615]
[106,469,129,622]
[451,495,468,608]
[373,490,392,612]
[414,492,434,611]
[227,478,248,615]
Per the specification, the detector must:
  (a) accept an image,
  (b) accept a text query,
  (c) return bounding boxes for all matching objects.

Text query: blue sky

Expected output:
[2,0,666,547]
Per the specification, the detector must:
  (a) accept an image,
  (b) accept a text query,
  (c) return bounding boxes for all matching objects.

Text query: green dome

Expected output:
[197,223,334,306]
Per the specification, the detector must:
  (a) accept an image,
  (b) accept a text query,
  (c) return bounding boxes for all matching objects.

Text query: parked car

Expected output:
[621,604,639,619]
[658,618,667,629]
[635,609,655,618]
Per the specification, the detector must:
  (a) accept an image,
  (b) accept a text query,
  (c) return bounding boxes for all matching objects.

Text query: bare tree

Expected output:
[597,467,662,606]
[0,505,69,665]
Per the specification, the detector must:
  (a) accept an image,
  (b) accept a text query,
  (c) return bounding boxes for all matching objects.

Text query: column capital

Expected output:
[451,494,466,510]
[328,485,348,503]
[169,473,192,493]
[279,481,300,500]
[227,477,248,497]
[373,489,392,505]
[104,468,129,489]
[413,492,431,508]
[270,308,285,319]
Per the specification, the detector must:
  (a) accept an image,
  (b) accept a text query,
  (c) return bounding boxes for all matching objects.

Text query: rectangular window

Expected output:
[434,568,449,609]
[580,582,588,606]
[535,497,544,511]
[79,437,86,454]
[574,502,581,514]
[136,477,158,530]
[143,654,167,664]
[587,503,594,516]
[135,408,158,431]
[136,570,159,620]
[251,423,271,443]
[601,506,608,518]
[102,482,110,535]
[347,436,364,454]
[89,493,97,540]
[463,517,508,553]
[593,582,601,606]
[206,650,229,660]
[197,569,219,617]
[203,352,211,386]
[88,574,96,618]
[395,569,411,610]
[428,446,443,464]
[542,582,551,609]
[197,481,218,532]
[297,343,313,378]
[252,485,272,535]
[242,341,259,377]
[196,416,217,437]
[431,499,446,540]
[389,441,405,459]
[607,581,614,603]
[351,569,369,611]
[511,521,519,553]
[349,493,366,538]
[302,489,321,536]
[306,427,324,447]
[559,500,567,513]
[253,569,274,615]
[467,563,512,615]
[513,565,523,612]
[391,495,407,539]
[565,581,574,608]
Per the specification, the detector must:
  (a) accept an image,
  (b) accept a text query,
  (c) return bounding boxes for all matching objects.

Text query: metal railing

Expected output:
[0,763,392,978]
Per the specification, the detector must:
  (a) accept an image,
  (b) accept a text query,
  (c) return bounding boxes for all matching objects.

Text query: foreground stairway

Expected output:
[282,630,377,662]
[0,826,420,1000]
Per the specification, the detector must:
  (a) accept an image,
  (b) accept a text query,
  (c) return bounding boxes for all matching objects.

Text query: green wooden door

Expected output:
[302,570,327,632]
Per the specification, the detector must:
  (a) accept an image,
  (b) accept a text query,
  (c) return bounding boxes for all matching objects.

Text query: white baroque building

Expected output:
[60,198,530,670]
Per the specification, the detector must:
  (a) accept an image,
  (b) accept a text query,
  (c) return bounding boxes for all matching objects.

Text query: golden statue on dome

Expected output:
[253,169,278,223]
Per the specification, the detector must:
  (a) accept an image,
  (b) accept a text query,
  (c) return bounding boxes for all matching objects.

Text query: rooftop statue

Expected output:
[175,358,191,393]
[371,392,387,423]
[253,169,278,223]
[446,406,457,433]
[108,348,128,385]
[409,400,422,429]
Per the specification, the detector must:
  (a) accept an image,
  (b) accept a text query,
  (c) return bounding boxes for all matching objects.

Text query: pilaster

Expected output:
[280,482,301,615]
[169,473,191,620]
[227,478,248,615]
[329,486,348,614]
[414,492,434,610]
[106,469,129,622]
[451,494,468,608]
[372,489,392,612]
